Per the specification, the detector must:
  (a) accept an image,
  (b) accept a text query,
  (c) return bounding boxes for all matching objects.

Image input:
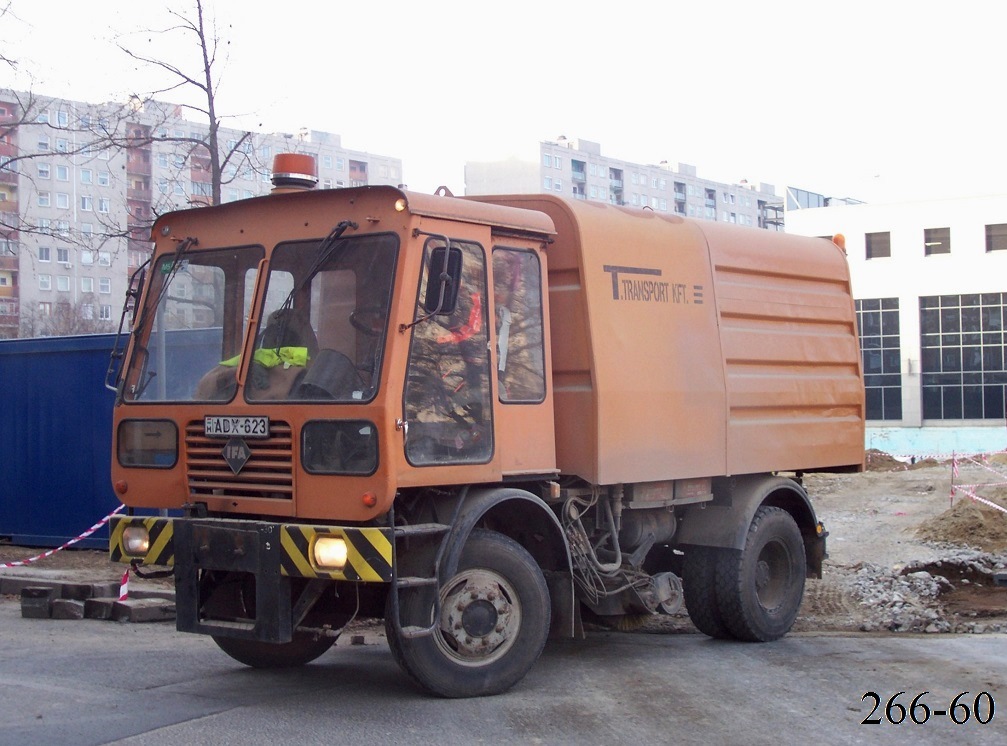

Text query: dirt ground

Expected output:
[2,451,1006,635]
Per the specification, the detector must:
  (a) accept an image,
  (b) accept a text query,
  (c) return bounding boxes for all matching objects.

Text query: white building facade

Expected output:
[0,90,403,338]
[465,138,784,230]
[786,195,1007,457]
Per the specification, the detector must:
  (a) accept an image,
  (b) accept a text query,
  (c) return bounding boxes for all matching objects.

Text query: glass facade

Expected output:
[857,298,902,420]
[920,293,1007,420]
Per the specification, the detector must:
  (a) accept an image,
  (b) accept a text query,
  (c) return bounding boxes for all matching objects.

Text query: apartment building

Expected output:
[786,195,1007,456]
[465,137,784,230]
[0,90,403,338]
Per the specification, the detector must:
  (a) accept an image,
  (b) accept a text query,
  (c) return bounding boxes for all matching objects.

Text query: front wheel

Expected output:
[212,634,335,668]
[386,529,550,698]
[715,506,806,642]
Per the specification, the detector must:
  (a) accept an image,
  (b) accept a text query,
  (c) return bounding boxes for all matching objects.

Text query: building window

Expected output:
[38,191,51,207]
[920,293,1007,420]
[82,303,94,320]
[39,274,52,291]
[98,251,111,266]
[99,304,112,321]
[985,224,1007,252]
[98,198,110,214]
[81,277,94,293]
[56,193,69,209]
[38,247,51,262]
[98,171,110,187]
[57,275,70,292]
[37,163,51,179]
[81,250,94,265]
[99,277,111,294]
[80,169,92,185]
[857,298,902,420]
[37,135,50,151]
[81,195,93,211]
[865,231,891,259]
[39,301,52,316]
[923,227,951,255]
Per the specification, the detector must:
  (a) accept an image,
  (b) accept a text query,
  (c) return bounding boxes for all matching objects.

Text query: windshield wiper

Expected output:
[268,220,357,346]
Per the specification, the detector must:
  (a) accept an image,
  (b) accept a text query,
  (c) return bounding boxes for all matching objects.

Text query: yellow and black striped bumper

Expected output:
[109,515,175,565]
[110,515,393,583]
[280,525,392,582]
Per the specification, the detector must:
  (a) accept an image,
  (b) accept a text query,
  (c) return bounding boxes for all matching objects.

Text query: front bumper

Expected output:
[109,515,393,582]
[110,515,394,643]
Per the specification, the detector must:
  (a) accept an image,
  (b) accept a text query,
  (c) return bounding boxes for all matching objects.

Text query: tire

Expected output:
[205,572,336,668]
[715,506,806,642]
[212,634,335,668]
[682,545,732,639]
[385,529,550,698]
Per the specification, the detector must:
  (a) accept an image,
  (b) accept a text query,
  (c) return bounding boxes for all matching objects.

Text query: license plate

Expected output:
[204,416,270,439]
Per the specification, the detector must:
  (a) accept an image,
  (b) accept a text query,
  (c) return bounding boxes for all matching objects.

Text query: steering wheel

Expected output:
[349,305,385,337]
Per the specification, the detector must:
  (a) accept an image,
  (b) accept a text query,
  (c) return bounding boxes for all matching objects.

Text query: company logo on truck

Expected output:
[603,265,703,304]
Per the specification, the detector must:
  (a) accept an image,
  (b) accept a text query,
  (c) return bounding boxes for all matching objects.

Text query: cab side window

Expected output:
[404,240,493,465]
[493,248,546,403]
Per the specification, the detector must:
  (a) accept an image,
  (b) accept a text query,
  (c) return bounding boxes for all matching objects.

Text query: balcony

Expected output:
[571,171,586,183]
[609,179,623,189]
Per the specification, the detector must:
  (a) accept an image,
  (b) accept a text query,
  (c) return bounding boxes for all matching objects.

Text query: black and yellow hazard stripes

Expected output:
[280,525,393,582]
[109,515,175,565]
[110,516,394,582]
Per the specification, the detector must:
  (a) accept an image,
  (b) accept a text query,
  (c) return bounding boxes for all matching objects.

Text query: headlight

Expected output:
[122,526,151,556]
[117,420,178,468]
[312,536,348,570]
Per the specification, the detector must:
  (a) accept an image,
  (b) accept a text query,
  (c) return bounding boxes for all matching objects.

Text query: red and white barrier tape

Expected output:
[950,453,1007,515]
[0,505,125,569]
[951,484,1007,516]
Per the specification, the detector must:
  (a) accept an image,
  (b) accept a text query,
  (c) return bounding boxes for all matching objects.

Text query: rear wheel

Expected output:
[386,529,550,698]
[715,506,806,642]
[682,545,731,639]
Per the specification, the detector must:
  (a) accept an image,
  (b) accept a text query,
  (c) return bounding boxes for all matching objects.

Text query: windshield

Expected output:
[123,245,263,402]
[245,232,398,403]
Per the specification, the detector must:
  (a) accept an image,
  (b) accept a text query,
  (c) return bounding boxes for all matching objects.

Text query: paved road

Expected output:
[0,598,1004,745]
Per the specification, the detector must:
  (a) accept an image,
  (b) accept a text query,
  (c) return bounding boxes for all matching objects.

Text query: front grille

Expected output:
[185,420,294,500]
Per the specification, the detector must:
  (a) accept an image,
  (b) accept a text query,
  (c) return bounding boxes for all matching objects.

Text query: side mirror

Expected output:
[423,245,462,315]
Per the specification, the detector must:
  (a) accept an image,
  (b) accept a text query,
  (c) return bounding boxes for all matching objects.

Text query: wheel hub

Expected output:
[439,570,517,660]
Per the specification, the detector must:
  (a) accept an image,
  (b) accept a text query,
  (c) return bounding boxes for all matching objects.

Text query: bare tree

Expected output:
[0,2,16,70]
[117,0,258,206]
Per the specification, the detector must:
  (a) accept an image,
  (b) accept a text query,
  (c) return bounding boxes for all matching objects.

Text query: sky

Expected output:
[2,0,1005,203]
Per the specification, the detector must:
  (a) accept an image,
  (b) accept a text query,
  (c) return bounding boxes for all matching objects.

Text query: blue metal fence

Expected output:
[0,334,120,547]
